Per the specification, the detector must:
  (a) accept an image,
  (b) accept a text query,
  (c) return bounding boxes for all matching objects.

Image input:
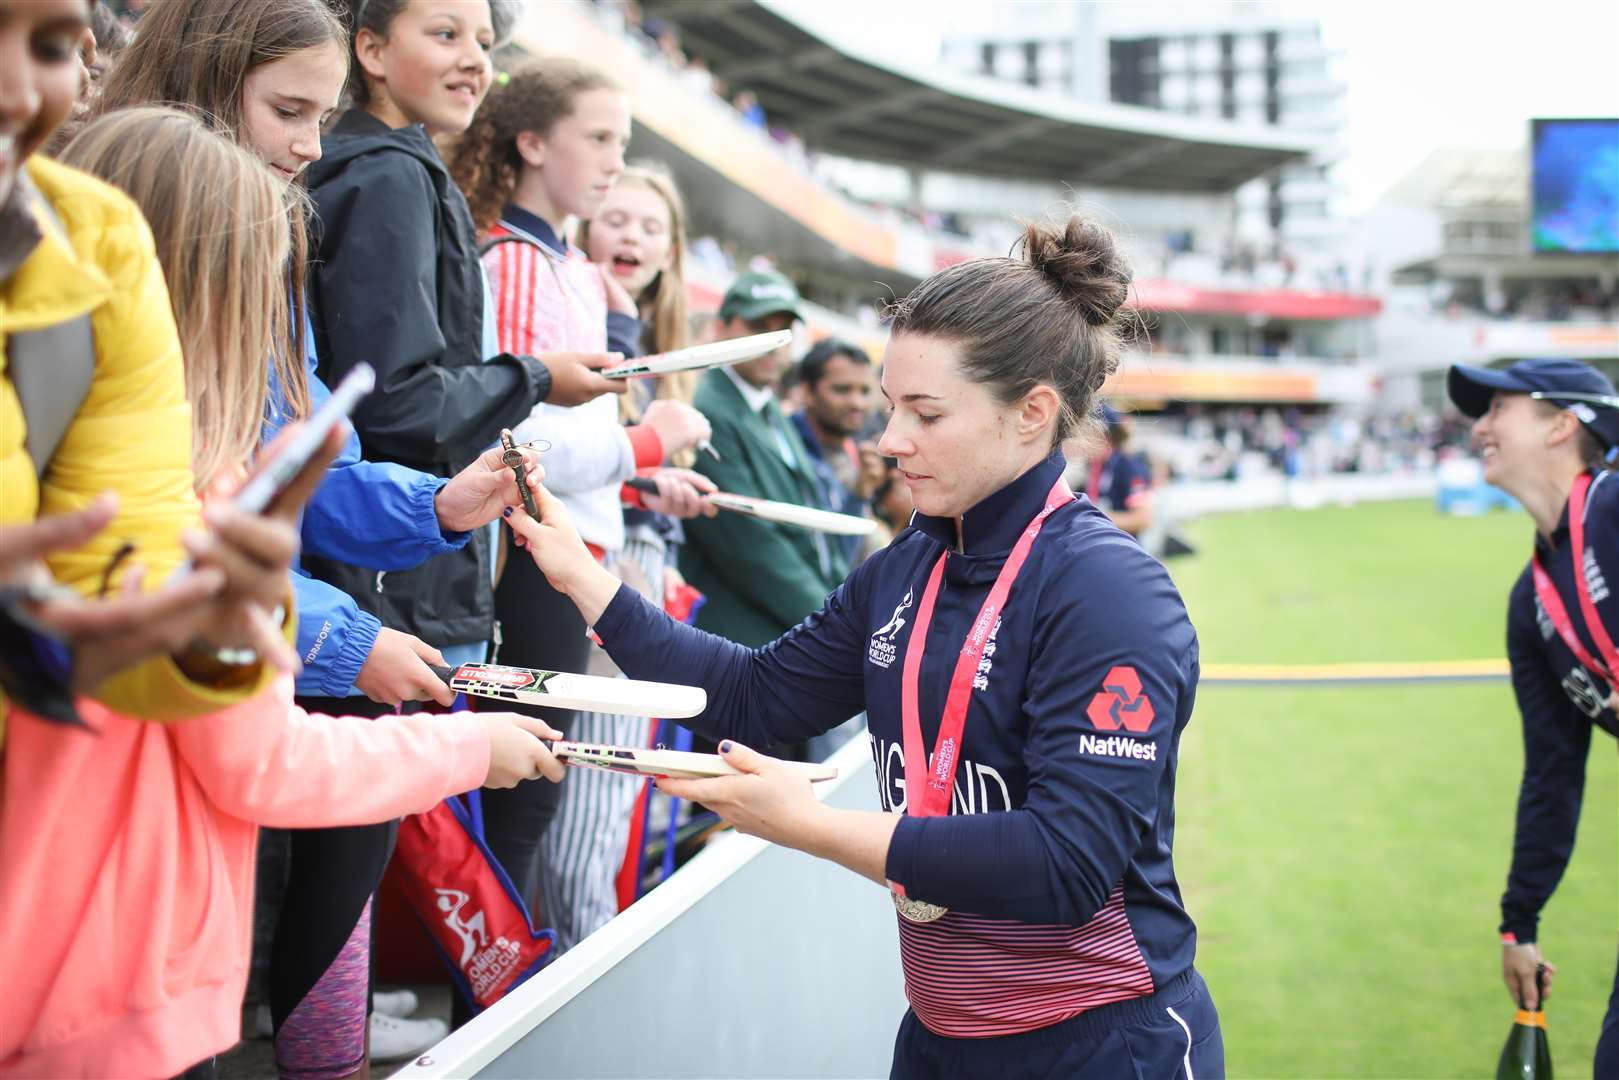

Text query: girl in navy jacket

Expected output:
[507,214,1224,1078]
[1446,358,1619,1078]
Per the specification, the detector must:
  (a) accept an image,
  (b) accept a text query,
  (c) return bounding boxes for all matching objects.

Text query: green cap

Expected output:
[719,270,802,323]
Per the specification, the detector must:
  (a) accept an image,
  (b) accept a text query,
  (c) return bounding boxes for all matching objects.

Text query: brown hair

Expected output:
[1577,426,1615,470]
[578,164,695,419]
[886,213,1139,446]
[93,0,343,424]
[449,58,620,236]
[340,0,400,107]
[95,0,343,151]
[1534,399,1618,471]
[61,107,294,493]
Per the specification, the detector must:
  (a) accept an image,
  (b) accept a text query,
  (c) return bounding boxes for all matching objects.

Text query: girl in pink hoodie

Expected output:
[0,107,567,1079]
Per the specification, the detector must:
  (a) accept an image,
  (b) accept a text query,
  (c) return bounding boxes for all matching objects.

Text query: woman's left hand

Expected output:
[436,445,544,533]
[657,740,824,850]
[599,265,639,316]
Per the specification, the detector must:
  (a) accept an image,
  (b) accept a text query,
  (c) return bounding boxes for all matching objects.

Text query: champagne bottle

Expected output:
[1496,964,1554,1080]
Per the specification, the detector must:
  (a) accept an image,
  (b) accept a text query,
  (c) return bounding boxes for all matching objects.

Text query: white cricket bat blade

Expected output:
[553,741,838,783]
[708,492,877,536]
[435,662,706,719]
[601,330,792,378]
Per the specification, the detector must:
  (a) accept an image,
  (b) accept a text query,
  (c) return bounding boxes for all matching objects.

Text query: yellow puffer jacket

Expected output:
[1,156,276,739]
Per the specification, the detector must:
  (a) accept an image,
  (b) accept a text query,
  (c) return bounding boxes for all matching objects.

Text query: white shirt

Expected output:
[723,366,798,466]
[723,364,776,413]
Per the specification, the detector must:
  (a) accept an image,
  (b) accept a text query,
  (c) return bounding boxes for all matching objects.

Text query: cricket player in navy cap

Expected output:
[1080,404,1155,538]
[1448,357,1619,1078]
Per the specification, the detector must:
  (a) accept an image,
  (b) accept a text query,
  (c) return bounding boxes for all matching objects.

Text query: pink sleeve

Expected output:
[171,676,491,828]
[485,243,537,358]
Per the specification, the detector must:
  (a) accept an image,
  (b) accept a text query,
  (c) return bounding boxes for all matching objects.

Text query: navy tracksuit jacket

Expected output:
[594,452,1221,1072]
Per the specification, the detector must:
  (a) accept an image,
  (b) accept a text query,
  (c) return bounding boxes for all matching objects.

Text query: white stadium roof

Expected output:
[642,0,1321,192]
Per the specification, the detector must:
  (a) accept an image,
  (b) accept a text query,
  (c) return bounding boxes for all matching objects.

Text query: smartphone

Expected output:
[233,363,375,514]
[165,364,374,583]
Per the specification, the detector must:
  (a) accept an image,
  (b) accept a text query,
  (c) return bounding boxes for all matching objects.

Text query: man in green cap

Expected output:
[680,270,851,651]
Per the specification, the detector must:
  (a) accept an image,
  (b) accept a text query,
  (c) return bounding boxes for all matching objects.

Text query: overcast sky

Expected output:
[776,0,1619,212]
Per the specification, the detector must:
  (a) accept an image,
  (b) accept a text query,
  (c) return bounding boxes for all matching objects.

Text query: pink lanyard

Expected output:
[898,478,1075,818]
[1530,473,1619,684]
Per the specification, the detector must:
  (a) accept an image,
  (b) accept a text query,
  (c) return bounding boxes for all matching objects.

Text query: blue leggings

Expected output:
[890,968,1223,1080]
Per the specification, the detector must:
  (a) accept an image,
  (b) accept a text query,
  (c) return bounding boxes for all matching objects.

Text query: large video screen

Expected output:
[1531,118,1619,254]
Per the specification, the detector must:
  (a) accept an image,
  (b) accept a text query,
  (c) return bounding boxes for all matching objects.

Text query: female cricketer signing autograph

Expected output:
[506,214,1223,1079]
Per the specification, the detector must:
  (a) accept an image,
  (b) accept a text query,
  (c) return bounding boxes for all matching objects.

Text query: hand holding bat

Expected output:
[481,712,567,788]
[627,469,718,519]
[655,739,827,850]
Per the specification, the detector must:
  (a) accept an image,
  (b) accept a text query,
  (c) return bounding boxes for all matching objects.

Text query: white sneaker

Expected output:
[372,989,420,1019]
[369,1012,447,1063]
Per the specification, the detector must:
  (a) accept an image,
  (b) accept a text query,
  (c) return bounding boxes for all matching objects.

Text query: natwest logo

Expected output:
[1085,665,1154,733]
[1079,733,1157,762]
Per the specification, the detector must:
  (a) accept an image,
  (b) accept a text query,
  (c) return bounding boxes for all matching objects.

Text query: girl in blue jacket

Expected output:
[506,214,1225,1079]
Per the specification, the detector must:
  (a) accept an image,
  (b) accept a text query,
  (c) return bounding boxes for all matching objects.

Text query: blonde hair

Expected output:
[61,107,294,492]
[578,164,696,421]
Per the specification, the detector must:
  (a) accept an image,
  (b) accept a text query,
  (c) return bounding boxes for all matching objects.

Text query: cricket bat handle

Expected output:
[429,663,559,749]
[623,476,659,495]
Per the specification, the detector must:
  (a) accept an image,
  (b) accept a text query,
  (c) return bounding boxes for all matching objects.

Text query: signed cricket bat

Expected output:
[553,741,838,782]
[622,478,876,536]
[601,330,792,379]
[430,662,706,719]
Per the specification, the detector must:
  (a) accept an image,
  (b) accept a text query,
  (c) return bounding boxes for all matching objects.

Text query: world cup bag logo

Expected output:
[394,796,557,1012]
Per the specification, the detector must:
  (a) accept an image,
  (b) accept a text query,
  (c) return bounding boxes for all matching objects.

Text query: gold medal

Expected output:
[891,889,948,923]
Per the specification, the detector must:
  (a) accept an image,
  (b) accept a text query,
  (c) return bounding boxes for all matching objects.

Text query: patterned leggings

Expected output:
[273,899,372,1080]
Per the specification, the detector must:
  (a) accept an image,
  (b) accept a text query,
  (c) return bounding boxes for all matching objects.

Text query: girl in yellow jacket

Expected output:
[0,0,305,739]
[1,104,571,1080]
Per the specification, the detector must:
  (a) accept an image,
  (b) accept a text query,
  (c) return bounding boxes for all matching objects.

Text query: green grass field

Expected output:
[1169,500,1616,1079]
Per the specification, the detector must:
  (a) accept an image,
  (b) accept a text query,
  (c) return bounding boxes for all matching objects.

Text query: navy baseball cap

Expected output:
[1448,359,1619,449]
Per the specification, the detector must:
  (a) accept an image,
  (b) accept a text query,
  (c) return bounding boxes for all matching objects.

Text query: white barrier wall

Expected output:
[394,736,907,1080]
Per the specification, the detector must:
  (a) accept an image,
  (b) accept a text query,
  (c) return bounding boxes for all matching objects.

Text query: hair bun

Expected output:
[1021,215,1132,328]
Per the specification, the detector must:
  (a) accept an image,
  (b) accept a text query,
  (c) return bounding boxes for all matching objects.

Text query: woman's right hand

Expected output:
[1502,942,1554,1009]
[503,484,621,625]
[480,712,566,788]
[641,400,712,459]
[539,351,629,406]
